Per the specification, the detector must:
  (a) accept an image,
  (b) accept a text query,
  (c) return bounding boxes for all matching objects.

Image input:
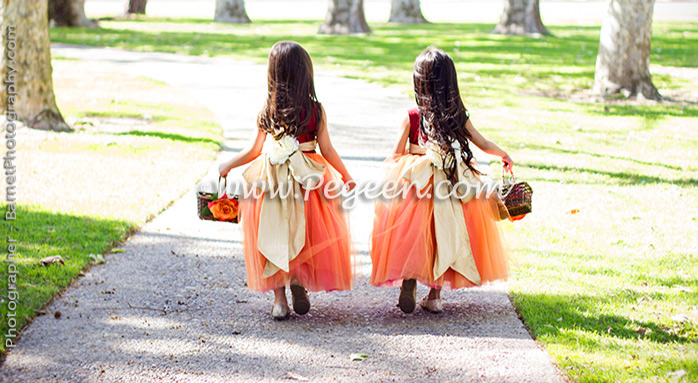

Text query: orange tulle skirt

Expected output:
[240,153,353,292]
[370,154,508,289]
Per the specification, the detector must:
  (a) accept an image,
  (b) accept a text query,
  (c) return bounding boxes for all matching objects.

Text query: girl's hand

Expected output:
[344,176,356,192]
[219,162,230,178]
[502,154,514,174]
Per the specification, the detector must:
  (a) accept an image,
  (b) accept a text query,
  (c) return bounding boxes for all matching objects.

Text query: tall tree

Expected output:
[492,0,549,36]
[126,0,147,14]
[318,0,371,34]
[214,0,251,23]
[2,0,71,132]
[48,0,97,28]
[593,0,660,99]
[389,0,427,23]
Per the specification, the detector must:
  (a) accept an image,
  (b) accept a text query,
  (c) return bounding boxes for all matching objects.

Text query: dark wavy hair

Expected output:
[413,46,479,183]
[258,41,323,139]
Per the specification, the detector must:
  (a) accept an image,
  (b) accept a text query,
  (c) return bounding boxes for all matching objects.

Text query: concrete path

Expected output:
[0,46,565,382]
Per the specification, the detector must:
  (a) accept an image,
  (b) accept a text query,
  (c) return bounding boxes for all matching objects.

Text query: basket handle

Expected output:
[501,167,517,185]
[218,175,228,197]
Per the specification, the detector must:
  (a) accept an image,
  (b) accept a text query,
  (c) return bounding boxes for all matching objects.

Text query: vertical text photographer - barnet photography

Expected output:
[3,24,18,351]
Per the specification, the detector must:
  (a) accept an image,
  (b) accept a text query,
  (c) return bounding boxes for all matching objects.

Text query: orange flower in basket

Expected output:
[208,195,238,222]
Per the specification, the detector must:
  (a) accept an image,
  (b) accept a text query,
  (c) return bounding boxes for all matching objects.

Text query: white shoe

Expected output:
[271,303,290,320]
[419,298,443,313]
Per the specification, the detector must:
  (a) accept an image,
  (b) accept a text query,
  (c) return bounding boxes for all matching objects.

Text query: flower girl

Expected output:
[219,41,354,320]
[370,47,512,313]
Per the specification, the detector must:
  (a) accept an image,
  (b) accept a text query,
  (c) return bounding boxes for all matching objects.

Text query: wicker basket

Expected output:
[197,177,239,224]
[499,171,533,219]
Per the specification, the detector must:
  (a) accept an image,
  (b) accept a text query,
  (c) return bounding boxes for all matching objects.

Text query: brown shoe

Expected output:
[290,284,310,315]
[398,279,417,313]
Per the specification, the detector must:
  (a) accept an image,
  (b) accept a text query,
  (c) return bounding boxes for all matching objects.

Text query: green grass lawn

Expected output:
[49,19,697,97]
[0,207,134,349]
[0,60,222,353]
[45,19,698,382]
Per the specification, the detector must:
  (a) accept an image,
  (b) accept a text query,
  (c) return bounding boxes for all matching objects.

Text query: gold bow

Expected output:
[392,155,482,285]
[242,140,325,278]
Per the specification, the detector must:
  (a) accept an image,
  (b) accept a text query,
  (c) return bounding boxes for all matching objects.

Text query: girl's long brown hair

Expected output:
[413,46,479,184]
[258,41,323,139]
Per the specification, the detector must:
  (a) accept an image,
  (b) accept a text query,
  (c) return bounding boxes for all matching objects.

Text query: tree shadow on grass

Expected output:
[510,291,694,345]
[522,144,684,171]
[521,162,698,186]
[117,130,221,147]
[584,103,698,119]
[82,110,169,122]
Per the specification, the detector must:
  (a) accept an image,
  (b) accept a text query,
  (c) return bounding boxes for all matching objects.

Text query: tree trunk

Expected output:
[318,0,371,34]
[214,0,251,23]
[48,0,97,28]
[126,0,147,14]
[492,0,549,36]
[593,0,660,99]
[389,0,427,23]
[1,0,71,132]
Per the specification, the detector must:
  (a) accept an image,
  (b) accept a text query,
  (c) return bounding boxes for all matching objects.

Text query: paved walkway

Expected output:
[0,46,565,382]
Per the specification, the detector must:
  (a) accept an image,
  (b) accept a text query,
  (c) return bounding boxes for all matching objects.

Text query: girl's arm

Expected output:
[219,128,267,177]
[465,119,514,173]
[392,115,411,157]
[316,107,355,189]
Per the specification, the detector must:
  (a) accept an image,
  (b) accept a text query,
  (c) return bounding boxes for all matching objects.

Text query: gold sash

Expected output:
[395,155,482,285]
[409,143,426,155]
[242,140,325,278]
